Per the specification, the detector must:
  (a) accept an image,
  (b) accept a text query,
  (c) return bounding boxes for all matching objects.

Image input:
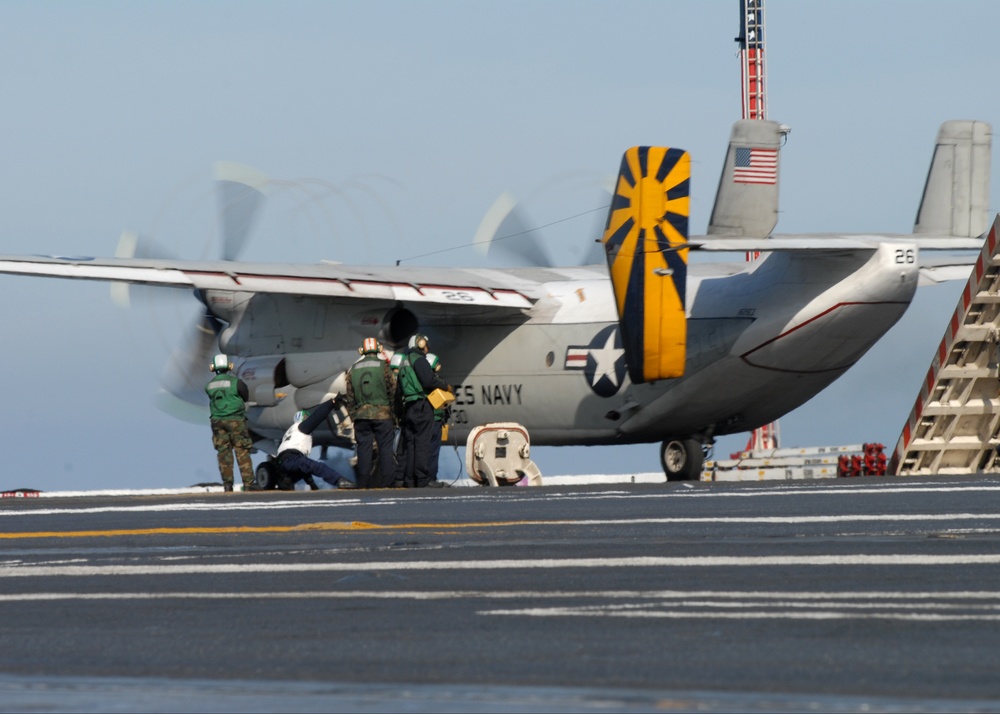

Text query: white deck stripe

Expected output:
[8,483,1000,518]
[4,508,999,528]
[480,608,1000,622]
[549,513,1000,525]
[6,554,1000,578]
[4,589,1000,601]
[6,590,1000,623]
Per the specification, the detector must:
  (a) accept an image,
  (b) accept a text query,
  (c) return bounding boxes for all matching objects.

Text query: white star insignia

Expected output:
[590,332,625,387]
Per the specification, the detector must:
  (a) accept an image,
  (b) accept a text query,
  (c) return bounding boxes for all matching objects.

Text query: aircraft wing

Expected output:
[0,254,588,310]
[0,227,983,305]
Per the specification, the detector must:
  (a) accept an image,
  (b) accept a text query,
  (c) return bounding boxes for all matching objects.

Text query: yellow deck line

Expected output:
[0,519,562,540]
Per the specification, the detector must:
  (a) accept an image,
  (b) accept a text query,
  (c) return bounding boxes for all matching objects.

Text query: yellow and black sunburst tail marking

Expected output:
[601,146,689,383]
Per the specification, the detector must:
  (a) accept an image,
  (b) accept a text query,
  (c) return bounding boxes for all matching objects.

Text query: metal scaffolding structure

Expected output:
[892,218,1000,474]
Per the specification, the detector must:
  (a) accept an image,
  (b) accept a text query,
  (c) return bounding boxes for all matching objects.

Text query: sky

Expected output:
[0,0,998,492]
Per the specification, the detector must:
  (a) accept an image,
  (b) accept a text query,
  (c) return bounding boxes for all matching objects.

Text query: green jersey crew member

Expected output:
[205,353,255,492]
[399,333,450,488]
[425,352,448,482]
[346,337,397,489]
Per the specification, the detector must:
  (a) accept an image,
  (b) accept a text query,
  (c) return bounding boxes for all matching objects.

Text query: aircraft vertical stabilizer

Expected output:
[601,146,689,384]
[914,120,992,238]
[707,119,783,238]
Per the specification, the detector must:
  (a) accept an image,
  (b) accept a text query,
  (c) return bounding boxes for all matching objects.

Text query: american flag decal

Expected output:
[733,147,777,185]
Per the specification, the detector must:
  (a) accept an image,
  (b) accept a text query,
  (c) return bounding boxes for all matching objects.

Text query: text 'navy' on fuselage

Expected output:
[452,384,524,406]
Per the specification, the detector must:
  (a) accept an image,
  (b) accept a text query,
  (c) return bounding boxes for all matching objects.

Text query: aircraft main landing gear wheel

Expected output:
[255,460,280,490]
[661,438,704,482]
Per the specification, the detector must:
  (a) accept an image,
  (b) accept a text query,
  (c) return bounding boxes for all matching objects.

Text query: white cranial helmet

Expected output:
[408,333,429,350]
[211,354,232,373]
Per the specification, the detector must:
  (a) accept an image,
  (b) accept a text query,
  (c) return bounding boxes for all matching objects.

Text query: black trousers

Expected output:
[354,418,396,489]
[428,419,443,481]
[402,399,435,488]
[277,451,344,489]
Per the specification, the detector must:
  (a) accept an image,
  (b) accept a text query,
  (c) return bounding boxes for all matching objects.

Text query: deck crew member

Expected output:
[346,338,397,488]
[205,353,255,492]
[398,333,451,488]
[424,352,449,483]
[389,352,407,487]
[277,401,356,490]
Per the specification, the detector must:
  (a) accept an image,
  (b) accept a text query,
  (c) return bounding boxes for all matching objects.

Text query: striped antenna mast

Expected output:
[737,0,779,453]
[738,0,767,120]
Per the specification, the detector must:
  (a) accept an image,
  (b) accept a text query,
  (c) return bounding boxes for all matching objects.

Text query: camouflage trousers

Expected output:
[210,418,254,486]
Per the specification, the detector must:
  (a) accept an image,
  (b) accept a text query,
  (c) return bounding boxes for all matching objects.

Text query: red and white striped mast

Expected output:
[738,0,780,452]
[738,0,767,121]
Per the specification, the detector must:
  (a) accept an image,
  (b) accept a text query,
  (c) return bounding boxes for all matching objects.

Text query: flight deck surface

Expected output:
[3,476,1000,712]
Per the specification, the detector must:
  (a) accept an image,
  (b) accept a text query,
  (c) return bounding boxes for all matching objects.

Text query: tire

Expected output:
[255,461,280,490]
[661,438,704,482]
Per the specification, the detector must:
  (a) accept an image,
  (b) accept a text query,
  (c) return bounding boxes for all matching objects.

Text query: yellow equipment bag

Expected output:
[427,388,455,410]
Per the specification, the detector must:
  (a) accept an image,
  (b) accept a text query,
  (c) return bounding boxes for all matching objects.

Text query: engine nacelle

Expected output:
[379,306,419,348]
[284,352,354,387]
[247,377,353,452]
[235,356,288,407]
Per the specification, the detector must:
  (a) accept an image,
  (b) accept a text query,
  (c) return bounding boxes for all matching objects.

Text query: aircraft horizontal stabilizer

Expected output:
[689,234,985,252]
[601,146,689,383]
[918,263,978,286]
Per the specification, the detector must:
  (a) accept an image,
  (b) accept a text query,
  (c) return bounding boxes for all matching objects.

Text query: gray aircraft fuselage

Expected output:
[221,240,917,450]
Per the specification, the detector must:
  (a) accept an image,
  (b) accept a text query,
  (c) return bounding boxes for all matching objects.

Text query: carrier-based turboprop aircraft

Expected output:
[0,119,991,482]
